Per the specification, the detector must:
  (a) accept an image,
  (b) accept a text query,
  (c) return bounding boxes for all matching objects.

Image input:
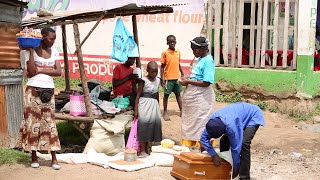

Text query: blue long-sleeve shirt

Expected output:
[200,102,265,169]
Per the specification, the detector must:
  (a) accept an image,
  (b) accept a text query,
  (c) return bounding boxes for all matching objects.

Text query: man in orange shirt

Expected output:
[160,35,184,121]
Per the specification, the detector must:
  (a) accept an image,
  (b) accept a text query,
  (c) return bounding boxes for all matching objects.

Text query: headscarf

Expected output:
[190,36,210,50]
[206,117,226,138]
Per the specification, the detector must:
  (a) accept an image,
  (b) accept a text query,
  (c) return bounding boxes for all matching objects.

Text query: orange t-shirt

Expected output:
[160,49,181,80]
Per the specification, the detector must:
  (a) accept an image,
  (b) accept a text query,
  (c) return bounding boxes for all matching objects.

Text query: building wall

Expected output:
[0,2,24,147]
[22,0,320,99]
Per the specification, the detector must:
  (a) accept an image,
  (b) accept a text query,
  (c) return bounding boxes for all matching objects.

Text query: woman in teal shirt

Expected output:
[179,36,215,148]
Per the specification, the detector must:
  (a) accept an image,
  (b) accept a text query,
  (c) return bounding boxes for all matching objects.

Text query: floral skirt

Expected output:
[17,86,61,152]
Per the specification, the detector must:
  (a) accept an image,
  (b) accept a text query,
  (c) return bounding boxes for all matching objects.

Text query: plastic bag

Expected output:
[112,96,130,109]
[111,18,139,62]
[126,117,140,152]
[127,36,139,58]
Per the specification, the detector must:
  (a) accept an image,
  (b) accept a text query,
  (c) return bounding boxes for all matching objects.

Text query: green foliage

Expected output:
[0,148,29,165]
[254,101,268,111]
[56,121,88,146]
[287,104,320,122]
[54,77,82,89]
[268,105,279,113]
[54,77,112,90]
[216,91,243,103]
[288,110,313,122]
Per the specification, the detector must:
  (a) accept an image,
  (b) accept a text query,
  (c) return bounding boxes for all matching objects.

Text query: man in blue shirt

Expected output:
[200,102,265,180]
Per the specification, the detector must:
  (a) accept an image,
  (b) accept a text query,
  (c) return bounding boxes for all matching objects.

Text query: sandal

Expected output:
[52,164,61,170]
[31,162,39,168]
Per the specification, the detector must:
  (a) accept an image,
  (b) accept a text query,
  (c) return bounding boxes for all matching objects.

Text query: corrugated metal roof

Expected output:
[22,3,174,28]
[0,23,21,69]
[0,0,29,7]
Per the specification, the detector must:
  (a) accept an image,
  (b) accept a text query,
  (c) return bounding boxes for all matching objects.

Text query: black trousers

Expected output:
[220,126,259,180]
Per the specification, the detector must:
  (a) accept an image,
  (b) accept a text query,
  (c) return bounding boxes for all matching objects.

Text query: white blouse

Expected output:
[25,48,59,88]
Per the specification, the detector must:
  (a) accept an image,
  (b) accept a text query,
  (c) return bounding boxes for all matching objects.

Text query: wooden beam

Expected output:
[222,0,230,66]
[231,0,237,67]
[73,24,92,117]
[249,0,256,67]
[0,86,8,144]
[55,113,95,122]
[260,0,269,68]
[74,15,105,54]
[273,0,280,68]
[293,0,298,70]
[214,0,222,66]
[207,0,214,55]
[282,0,290,68]
[61,25,70,91]
[237,0,244,67]
[255,0,263,68]
[132,15,141,68]
[23,10,174,29]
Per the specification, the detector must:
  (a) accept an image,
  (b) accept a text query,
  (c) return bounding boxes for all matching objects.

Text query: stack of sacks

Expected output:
[149,139,190,167]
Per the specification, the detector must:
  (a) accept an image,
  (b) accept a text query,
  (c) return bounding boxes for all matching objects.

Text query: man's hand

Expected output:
[232,167,239,179]
[212,154,222,166]
[161,80,166,88]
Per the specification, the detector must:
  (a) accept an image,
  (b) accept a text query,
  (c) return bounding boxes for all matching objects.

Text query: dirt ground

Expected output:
[1,100,320,180]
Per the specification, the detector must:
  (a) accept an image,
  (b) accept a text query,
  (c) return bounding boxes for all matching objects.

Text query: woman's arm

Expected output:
[37,60,62,76]
[134,80,144,117]
[26,50,38,77]
[180,79,211,87]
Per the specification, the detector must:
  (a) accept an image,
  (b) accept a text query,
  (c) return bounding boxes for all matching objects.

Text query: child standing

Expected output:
[134,61,162,157]
[160,35,184,121]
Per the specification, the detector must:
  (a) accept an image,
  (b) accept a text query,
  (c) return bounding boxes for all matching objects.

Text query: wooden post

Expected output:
[214,0,222,66]
[231,0,237,67]
[0,86,8,145]
[62,25,70,91]
[73,24,92,117]
[273,0,280,68]
[293,0,298,70]
[237,0,244,67]
[249,0,256,67]
[207,0,213,55]
[255,0,263,68]
[74,15,105,54]
[222,0,230,66]
[282,0,290,68]
[132,15,141,68]
[260,0,269,68]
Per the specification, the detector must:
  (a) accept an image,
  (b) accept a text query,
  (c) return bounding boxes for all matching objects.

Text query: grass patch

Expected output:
[216,91,243,103]
[56,121,89,146]
[0,148,29,165]
[54,77,112,90]
[288,104,320,122]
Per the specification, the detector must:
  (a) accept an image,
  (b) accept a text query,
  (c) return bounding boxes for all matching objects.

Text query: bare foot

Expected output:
[163,112,170,121]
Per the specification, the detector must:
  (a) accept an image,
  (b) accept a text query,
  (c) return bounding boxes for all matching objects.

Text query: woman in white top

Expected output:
[17,28,62,170]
